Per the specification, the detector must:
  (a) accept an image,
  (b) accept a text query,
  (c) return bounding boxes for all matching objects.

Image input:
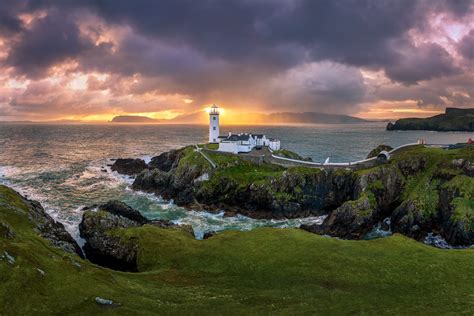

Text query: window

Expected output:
[213,117,216,121]
[213,127,216,130]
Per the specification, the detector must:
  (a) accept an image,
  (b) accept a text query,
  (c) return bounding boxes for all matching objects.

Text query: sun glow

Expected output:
[204,105,225,114]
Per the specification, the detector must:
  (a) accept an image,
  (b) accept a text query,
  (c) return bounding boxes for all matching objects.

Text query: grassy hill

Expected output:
[2,184,474,314]
[387,107,474,131]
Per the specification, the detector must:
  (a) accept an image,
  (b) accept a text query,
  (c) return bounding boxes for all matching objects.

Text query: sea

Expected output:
[0,122,473,243]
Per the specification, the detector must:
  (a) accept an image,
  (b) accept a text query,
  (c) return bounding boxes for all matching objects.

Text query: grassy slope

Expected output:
[2,185,474,314]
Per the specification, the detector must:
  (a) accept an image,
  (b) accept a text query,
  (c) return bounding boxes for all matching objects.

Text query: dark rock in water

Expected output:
[148,148,185,172]
[99,200,149,225]
[111,158,147,176]
[24,198,84,258]
[366,145,393,159]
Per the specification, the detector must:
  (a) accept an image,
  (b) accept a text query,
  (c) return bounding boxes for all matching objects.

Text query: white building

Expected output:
[208,104,281,153]
[209,104,220,143]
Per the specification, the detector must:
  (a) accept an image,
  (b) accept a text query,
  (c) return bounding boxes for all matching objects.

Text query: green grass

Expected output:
[175,146,212,174]
[3,184,474,314]
[205,143,219,150]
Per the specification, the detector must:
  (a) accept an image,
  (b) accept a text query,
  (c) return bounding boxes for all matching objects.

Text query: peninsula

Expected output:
[387,107,474,131]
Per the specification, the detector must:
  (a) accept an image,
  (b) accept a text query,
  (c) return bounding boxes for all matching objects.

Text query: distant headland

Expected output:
[111,111,369,125]
[387,107,474,132]
[111,115,160,123]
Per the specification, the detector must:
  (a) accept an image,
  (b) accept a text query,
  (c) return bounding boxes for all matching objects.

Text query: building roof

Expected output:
[221,133,252,142]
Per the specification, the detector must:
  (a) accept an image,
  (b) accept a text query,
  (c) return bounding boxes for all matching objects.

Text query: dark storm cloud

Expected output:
[458,30,474,60]
[4,0,461,84]
[0,2,27,36]
[385,42,460,85]
[0,0,472,117]
[5,10,93,78]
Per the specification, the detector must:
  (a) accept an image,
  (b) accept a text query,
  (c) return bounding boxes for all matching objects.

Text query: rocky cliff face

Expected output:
[24,195,83,257]
[115,144,474,246]
[0,185,83,257]
[79,200,193,271]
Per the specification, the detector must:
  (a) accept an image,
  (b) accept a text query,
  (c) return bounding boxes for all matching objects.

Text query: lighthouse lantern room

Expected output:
[209,104,220,143]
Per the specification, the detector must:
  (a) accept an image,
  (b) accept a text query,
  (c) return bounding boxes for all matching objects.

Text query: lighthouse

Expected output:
[209,104,220,143]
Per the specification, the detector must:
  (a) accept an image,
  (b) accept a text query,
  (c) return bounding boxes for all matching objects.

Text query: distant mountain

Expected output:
[387,108,474,132]
[169,111,369,124]
[111,115,160,123]
[256,112,369,124]
[111,112,369,124]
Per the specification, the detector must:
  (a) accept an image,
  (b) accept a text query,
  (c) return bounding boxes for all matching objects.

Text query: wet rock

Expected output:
[111,158,147,176]
[99,200,149,224]
[23,198,83,258]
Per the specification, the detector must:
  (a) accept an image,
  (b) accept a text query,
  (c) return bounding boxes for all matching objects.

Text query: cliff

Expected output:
[387,107,474,131]
[117,143,474,246]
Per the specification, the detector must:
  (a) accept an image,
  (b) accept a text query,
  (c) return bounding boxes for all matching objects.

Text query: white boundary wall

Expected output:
[270,143,420,167]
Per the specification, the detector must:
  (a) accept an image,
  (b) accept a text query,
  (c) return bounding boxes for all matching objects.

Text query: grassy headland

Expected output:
[2,184,474,314]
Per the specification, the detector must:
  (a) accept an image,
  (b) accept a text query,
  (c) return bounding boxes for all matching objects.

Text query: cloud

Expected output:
[0,0,473,120]
[385,42,459,85]
[5,10,93,78]
[458,30,474,60]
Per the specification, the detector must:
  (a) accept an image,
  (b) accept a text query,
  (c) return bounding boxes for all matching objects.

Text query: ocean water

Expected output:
[0,122,472,241]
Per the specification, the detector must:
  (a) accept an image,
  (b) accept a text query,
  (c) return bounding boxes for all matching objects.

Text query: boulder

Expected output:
[111,158,147,176]
[99,200,149,224]
[79,209,141,271]
[301,196,377,239]
[80,201,193,271]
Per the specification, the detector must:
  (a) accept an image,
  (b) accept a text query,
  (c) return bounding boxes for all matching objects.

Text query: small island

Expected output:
[387,107,474,131]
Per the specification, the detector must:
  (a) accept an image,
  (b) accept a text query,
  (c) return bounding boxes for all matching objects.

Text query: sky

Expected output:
[0,0,473,122]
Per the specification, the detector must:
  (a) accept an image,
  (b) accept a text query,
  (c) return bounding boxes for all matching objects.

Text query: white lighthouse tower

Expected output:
[209,104,220,143]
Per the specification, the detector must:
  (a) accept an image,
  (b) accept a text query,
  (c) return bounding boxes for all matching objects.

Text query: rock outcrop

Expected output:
[79,200,193,271]
[111,158,147,175]
[117,144,474,247]
[387,107,474,131]
[24,198,84,257]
